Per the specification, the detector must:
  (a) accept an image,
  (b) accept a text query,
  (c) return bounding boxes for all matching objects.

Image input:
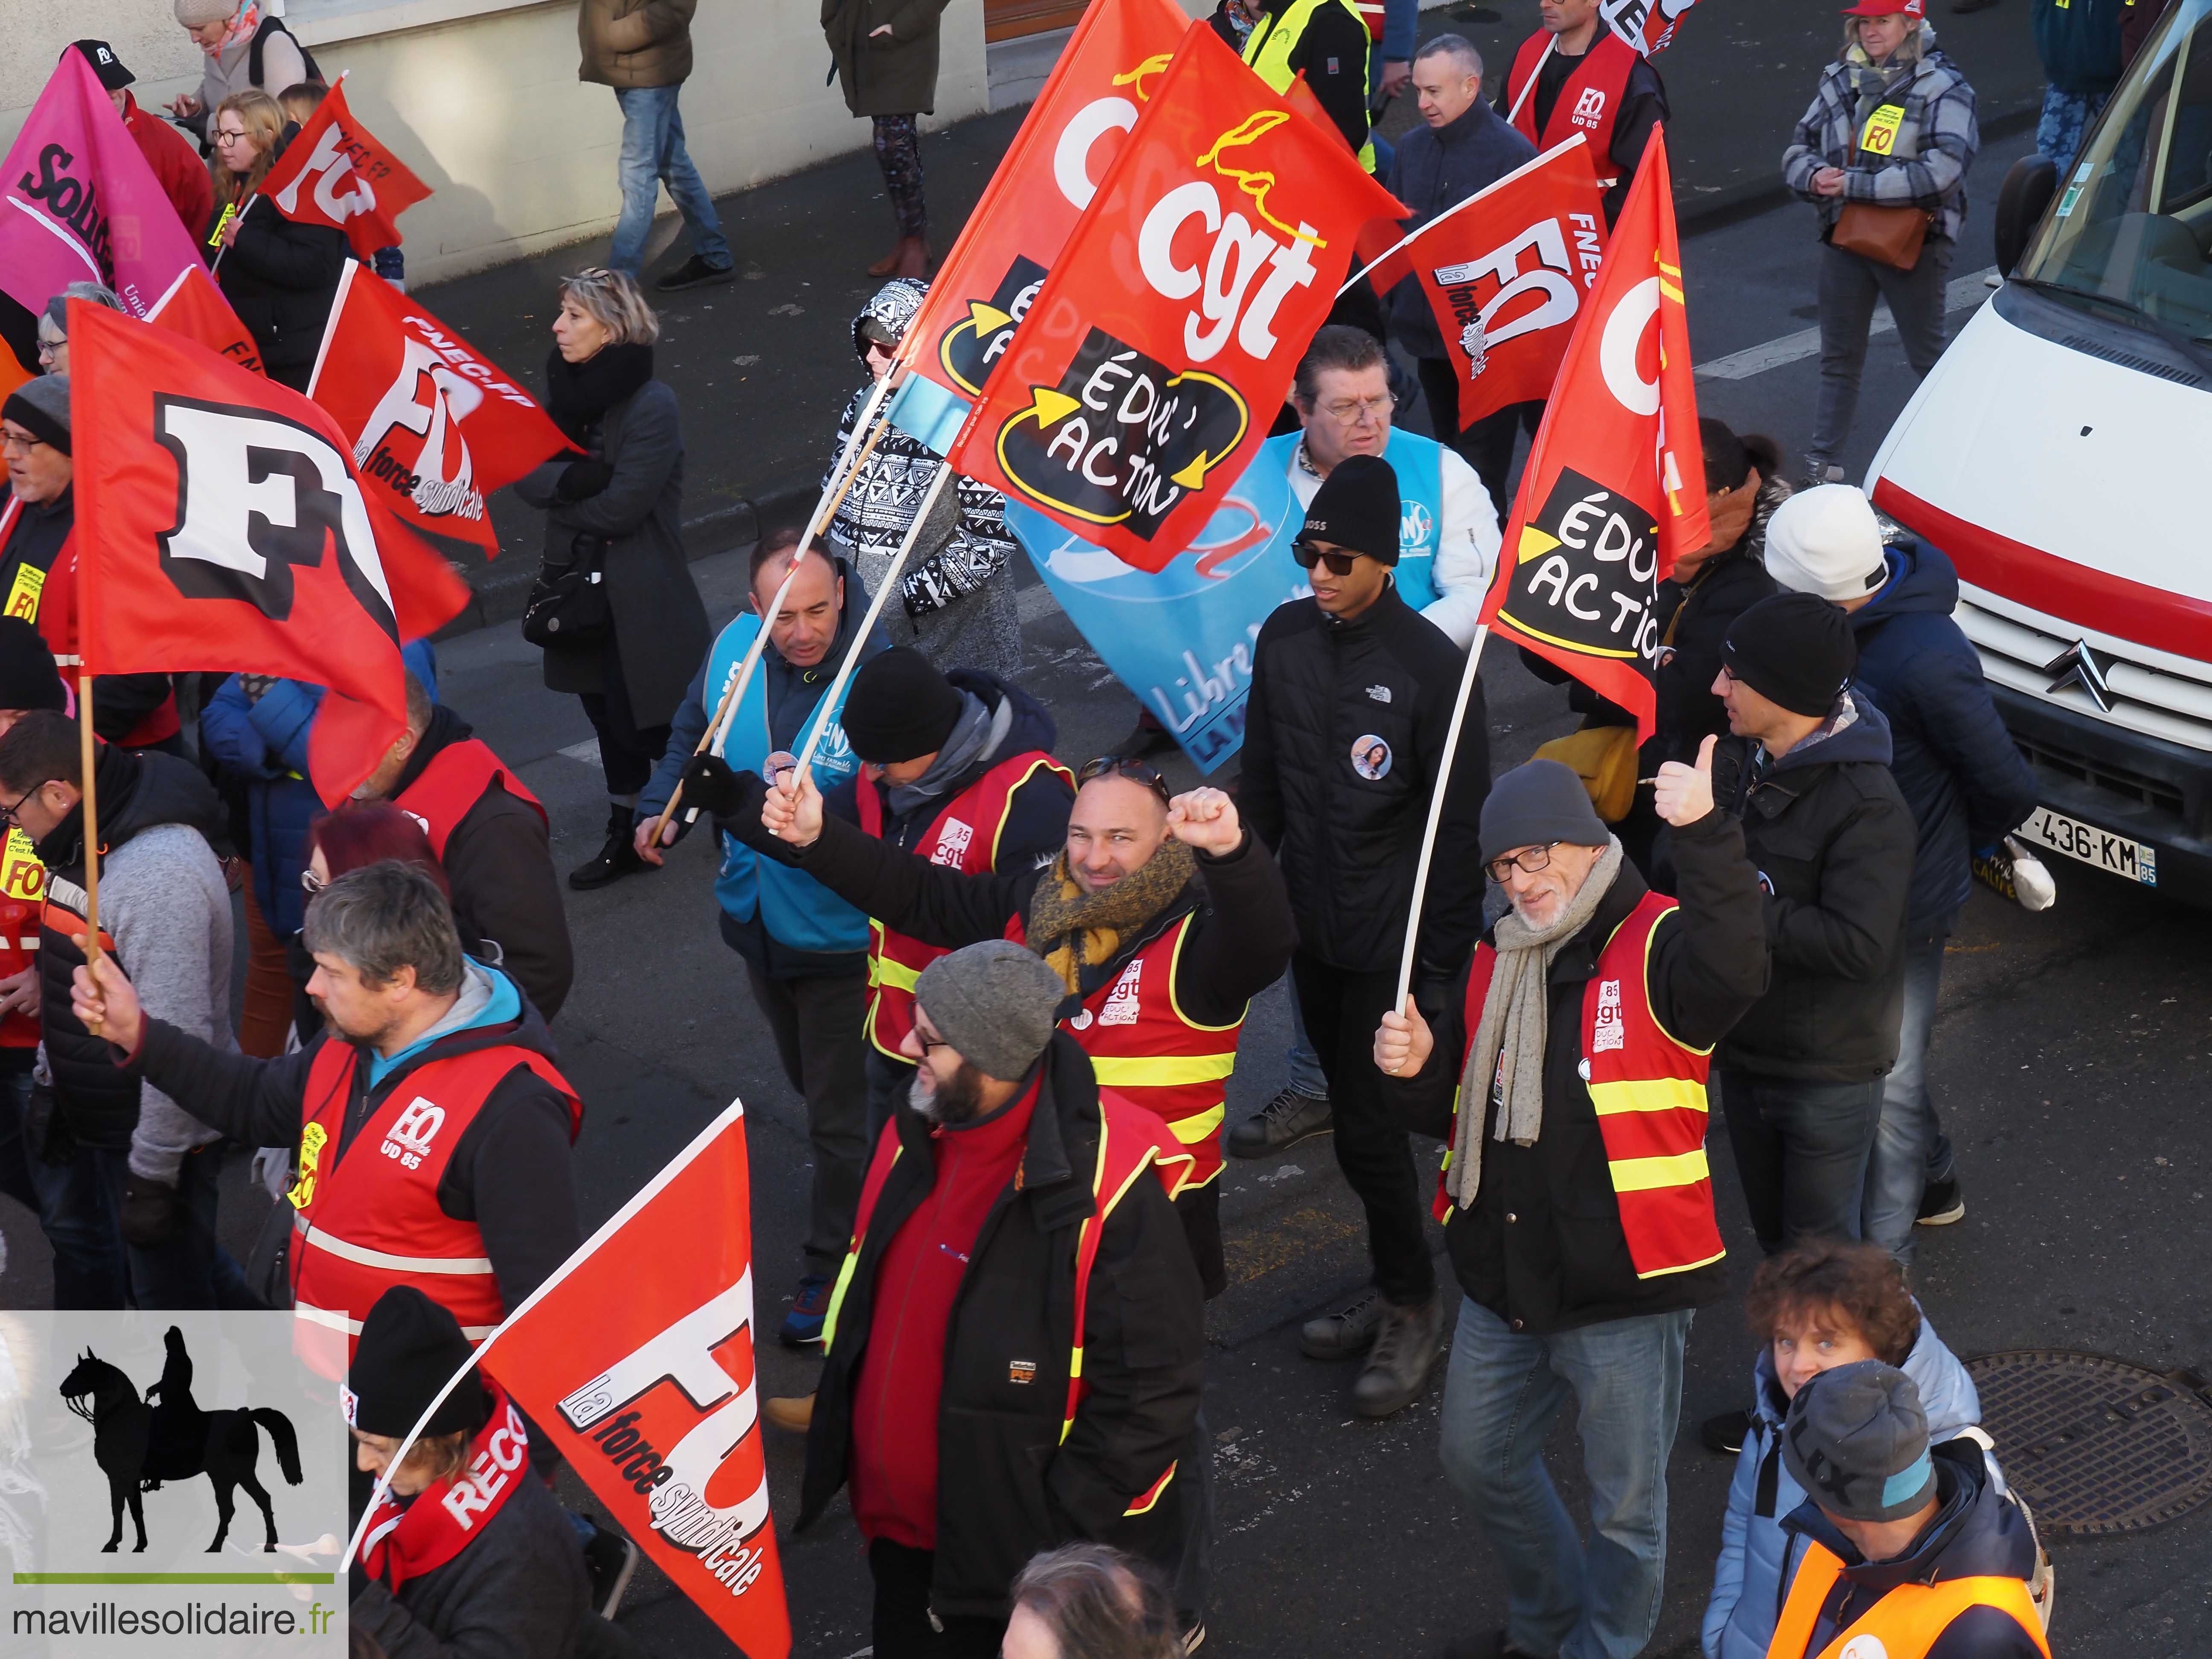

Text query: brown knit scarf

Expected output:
[1024,839,1198,993]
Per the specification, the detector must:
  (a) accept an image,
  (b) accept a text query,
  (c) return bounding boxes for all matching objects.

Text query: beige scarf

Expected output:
[1449,838,1623,1209]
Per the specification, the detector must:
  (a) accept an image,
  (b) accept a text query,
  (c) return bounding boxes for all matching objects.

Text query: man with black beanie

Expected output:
[1708,592,1915,1261]
[1236,453,1492,1419]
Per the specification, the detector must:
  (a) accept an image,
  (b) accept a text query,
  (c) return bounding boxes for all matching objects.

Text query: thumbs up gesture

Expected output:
[1654,734,1718,827]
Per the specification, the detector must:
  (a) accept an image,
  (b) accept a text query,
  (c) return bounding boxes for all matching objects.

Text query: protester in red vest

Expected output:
[68,41,213,240]
[1498,0,1669,225]
[1371,749,1767,1659]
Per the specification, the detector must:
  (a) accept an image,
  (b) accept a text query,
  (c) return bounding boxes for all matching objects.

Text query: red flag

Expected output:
[67,301,469,803]
[307,262,572,562]
[482,1104,791,1659]
[948,22,1404,573]
[146,263,264,377]
[1478,136,1707,741]
[1403,137,1608,430]
[259,80,431,259]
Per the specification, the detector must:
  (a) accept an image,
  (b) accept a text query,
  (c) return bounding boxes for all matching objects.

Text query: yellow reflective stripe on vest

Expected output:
[1088,1053,1237,1087]
[874,957,921,992]
[1167,1104,1226,1145]
[822,1144,901,1353]
[1588,1078,1706,1117]
[1608,1149,1710,1193]
[1243,0,1377,171]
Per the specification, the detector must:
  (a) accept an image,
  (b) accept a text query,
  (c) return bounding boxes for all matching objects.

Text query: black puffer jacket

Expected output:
[37,743,226,1149]
[1714,692,1917,1083]
[1239,586,1488,975]
[1652,538,1782,769]
[798,1032,1205,1619]
[210,195,346,387]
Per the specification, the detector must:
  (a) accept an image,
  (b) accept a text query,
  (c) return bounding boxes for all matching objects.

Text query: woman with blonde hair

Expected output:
[204,88,346,390]
[515,269,709,890]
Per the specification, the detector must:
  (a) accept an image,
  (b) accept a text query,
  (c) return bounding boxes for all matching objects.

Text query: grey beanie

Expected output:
[1479,758,1608,866]
[913,939,1068,1082]
[1,375,70,456]
[1781,1360,1938,1525]
[174,0,240,28]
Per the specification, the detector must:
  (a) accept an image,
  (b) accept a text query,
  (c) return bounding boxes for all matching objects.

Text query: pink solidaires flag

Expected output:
[0,50,207,320]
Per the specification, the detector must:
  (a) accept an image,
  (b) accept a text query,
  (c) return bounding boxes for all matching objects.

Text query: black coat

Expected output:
[1652,543,1781,769]
[1714,694,1917,1083]
[1384,99,1539,360]
[1238,587,1488,976]
[1385,809,1768,1333]
[211,196,346,386]
[798,1032,1206,1619]
[0,489,175,742]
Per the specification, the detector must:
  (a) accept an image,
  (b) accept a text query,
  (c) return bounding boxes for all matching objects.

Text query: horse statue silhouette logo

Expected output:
[57,1327,303,1554]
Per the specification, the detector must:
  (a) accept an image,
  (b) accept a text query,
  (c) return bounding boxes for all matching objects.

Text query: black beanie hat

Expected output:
[0,620,66,716]
[1299,453,1400,565]
[2,376,70,457]
[345,1286,489,1440]
[1722,591,1857,719]
[841,646,967,764]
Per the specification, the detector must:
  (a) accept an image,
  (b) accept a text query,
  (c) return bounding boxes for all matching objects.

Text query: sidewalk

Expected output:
[419,0,2050,628]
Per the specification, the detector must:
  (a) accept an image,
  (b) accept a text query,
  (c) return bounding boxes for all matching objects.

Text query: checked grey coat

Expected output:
[1782,35,1980,244]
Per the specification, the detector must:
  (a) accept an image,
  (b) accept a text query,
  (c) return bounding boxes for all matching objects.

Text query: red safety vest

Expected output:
[393,739,546,861]
[1505,29,1640,183]
[1438,890,1725,1279]
[1007,911,1244,1188]
[1766,1537,2052,1659]
[0,829,44,1048]
[285,1038,581,1377]
[856,751,1072,1062]
[0,498,180,749]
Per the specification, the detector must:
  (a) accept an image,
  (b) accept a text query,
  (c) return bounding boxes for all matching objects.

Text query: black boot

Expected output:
[569,803,649,891]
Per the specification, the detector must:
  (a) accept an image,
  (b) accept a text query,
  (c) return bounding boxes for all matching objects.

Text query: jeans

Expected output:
[868,1538,1002,1657]
[20,1124,130,1310]
[1438,1298,1693,1659]
[1284,981,1329,1100]
[1808,235,1953,473]
[740,962,870,1275]
[1863,932,1954,1259]
[126,1143,258,1311]
[609,84,733,277]
[1717,1071,1882,1253]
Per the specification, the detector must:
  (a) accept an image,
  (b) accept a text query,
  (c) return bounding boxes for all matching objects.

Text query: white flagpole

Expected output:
[1393,623,1491,1014]
[1504,35,1554,129]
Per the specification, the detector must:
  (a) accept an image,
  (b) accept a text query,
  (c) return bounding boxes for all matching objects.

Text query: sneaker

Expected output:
[580,1522,640,1618]
[1352,1293,1442,1417]
[1300,1286,1383,1360]
[655,255,734,291]
[764,1393,815,1434]
[1917,1175,1966,1226]
[1800,454,1846,489]
[780,1274,833,1347]
[1700,1408,1753,1455]
[1228,1087,1333,1159]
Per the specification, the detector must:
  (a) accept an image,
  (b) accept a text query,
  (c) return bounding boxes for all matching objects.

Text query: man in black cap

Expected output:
[1709,591,1915,1260]
[68,42,211,240]
[1770,1362,2048,1657]
[1372,748,1767,1657]
[1235,452,1491,1418]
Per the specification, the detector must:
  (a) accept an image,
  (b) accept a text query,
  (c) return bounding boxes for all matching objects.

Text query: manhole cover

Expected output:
[1964,1350,2212,1535]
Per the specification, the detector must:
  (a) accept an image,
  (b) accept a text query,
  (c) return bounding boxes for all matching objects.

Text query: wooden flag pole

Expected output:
[1392,623,1490,1015]
[76,675,100,966]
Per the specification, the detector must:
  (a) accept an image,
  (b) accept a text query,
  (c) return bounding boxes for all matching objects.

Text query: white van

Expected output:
[1865,0,2212,903]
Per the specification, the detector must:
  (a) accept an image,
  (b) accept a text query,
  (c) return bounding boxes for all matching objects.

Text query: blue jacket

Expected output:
[1704,1313,1992,1659]
[199,640,439,936]
[1382,97,1539,361]
[1846,542,2038,934]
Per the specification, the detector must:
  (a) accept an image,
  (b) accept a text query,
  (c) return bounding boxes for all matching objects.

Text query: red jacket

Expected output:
[122,93,213,243]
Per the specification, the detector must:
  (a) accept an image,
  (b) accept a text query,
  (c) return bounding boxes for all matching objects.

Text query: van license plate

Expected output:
[2020,808,2158,886]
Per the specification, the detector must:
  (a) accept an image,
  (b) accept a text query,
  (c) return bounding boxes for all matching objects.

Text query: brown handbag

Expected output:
[1831,201,1933,270]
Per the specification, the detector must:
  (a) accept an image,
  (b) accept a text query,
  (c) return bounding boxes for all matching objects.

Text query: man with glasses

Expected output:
[1237,453,1490,1418]
[1370,748,1768,1659]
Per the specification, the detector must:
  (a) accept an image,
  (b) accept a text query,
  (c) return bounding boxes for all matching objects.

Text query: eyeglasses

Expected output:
[35,339,62,364]
[914,1023,951,1056]
[1076,754,1171,804]
[0,783,44,830]
[1317,393,1395,426]
[213,128,250,147]
[1484,841,1563,885]
[0,431,47,456]
[1291,540,1366,577]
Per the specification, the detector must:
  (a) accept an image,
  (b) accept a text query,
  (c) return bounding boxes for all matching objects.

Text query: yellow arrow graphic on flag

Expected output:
[968,299,1013,336]
[1027,386,1082,427]
[1516,524,1562,564]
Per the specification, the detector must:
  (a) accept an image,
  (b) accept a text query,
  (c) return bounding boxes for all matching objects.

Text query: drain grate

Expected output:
[1964,1350,2212,1536]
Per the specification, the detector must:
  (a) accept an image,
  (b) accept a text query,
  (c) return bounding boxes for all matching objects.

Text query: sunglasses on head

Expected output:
[1076,754,1171,804]
[1291,540,1365,577]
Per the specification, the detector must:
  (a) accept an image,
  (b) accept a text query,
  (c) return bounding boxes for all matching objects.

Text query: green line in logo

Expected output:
[13,1572,335,1584]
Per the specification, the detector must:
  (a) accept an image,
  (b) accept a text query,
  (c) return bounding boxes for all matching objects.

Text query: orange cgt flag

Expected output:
[482,1103,791,1659]
[1477,134,1707,740]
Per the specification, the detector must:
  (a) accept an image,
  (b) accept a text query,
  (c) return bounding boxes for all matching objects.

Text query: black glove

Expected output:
[554,458,614,502]
[680,752,753,821]
[121,1173,180,1248]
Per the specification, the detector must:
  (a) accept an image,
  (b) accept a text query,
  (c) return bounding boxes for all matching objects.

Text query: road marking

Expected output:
[560,738,601,765]
[1695,266,1999,382]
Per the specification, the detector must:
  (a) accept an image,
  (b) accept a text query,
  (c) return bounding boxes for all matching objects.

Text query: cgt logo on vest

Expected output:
[380,1097,445,1171]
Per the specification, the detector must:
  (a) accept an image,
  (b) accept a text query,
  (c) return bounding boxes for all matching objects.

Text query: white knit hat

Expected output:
[174,0,240,28]
[1763,484,1889,603]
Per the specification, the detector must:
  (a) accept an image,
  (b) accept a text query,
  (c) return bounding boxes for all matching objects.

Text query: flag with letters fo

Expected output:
[67,302,471,803]
[308,263,573,561]
[1478,136,1707,741]
[147,263,264,377]
[259,79,431,258]
[946,21,1403,574]
[1602,0,1699,53]
[1405,137,1608,430]
[482,1103,790,1659]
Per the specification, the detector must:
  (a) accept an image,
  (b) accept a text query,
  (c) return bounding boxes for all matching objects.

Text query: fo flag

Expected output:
[483,1102,792,1659]
[0,50,206,319]
[948,22,1403,573]
[260,79,431,259]
[1406,138,1608,429]
[147,264,264,377]
[308,263,573,561]
[67,302,471,802]
[1478,136,1707,740]
[1602,0,1699,54]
